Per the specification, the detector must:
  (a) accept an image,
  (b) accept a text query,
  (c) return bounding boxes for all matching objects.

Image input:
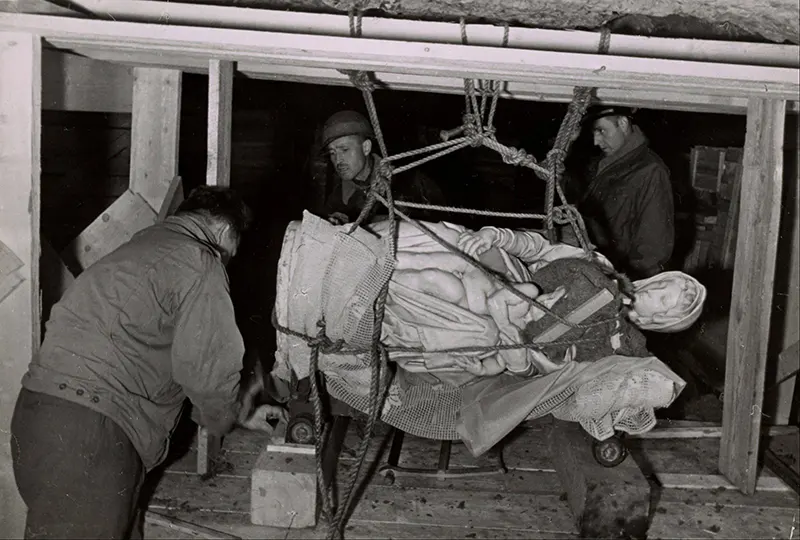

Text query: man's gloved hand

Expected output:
[328,212,349,226]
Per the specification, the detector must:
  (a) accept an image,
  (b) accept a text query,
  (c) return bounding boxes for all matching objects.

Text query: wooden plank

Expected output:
[657,473,791,492]
[0,30,41,539]
[60,189,157,274]
[15,0,800,68]
[129,67,181,212]
[157,175,185,222]
[206,59,233,188]
[151,472,577,533]
[39,237,74,323]
[720,97,787,495]
[2,14,798,101]
[196,428,223,478]
[41,48,133,113]
[648,499,799,539]
[65,45,795,116]
[549,419,650,538]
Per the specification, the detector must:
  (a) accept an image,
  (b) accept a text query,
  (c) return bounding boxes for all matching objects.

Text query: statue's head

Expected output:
[627,271,707,332]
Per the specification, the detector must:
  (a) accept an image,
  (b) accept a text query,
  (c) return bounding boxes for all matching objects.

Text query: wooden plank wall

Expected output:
[0,31,41,538]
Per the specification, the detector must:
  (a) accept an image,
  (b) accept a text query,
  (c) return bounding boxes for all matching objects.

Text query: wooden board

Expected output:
[129,67,182,212]
[549,419,650,538]
[0,31,41,539]
[720,98,788,495]
[206,59,234,188]
[60,189,157,274]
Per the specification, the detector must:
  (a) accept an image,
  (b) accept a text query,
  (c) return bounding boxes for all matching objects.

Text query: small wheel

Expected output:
[287,414,315,445]
[593,436,628,467]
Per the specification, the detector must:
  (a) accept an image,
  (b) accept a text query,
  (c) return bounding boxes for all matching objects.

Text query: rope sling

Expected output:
[271,14,619,539]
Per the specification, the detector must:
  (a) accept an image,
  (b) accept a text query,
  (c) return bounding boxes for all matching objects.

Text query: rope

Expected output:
[394,200,548,219]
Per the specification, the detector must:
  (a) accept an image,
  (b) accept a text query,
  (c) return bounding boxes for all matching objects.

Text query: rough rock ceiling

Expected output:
[175,0,800,44]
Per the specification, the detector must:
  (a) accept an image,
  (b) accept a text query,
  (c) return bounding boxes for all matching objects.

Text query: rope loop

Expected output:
[546,148,568,176]
[500,146,529,167]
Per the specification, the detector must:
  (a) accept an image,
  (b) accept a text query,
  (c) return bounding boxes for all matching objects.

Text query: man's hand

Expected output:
[238,404,289,432]
[328,212,349,226]
[458,228,498,258]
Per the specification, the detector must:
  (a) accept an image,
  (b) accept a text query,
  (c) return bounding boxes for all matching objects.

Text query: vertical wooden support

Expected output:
[129,67,182,212]
[720,98,786,495]
[0,31,41,538]
[206,59,234,187]
[196,59,234,476]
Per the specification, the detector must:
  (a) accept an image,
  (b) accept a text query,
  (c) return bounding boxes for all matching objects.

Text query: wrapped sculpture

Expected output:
[271,211,706,453]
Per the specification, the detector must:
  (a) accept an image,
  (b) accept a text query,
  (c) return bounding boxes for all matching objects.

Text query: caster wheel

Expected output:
[376,468,396,486]
[287,414,315,445]
[593,436,628,467]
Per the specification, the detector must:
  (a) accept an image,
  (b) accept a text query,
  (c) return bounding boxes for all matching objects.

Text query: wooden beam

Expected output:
[42,48,133,112]
[157,175,185,222]
[1,14,797,101]
[720,98,787,495]
[549,420,650,539]
[129,66,182,213]
[60,189,157,274]
[63,46,791,115]
[40,238,74,323]
[24,0,800,68]
[0,30,41,538]
[206,59,234,187]
[195,59,235,475]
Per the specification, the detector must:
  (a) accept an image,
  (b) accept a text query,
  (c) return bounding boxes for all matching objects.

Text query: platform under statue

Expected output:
[272,211,706,454]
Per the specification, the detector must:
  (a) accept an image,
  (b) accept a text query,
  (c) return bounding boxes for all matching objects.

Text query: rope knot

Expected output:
[552,204,579,225]
[546,148,567,175]
[309,321,345,354]
[501,147,529,166]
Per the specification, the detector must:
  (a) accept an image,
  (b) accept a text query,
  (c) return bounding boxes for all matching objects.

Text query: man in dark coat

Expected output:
[569,106,675,279]
[319,110,444,225]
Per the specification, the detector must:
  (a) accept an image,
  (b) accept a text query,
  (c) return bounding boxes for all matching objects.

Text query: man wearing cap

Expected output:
[320,110,444,225]
[569,106,674,280]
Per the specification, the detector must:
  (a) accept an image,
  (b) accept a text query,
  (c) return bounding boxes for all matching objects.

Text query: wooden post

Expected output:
[206,59,234,187]
[0,31,41,538]
[549,420,651,539]
[720,98,787,495]
[196,59,235,476]
[129,67,182,212]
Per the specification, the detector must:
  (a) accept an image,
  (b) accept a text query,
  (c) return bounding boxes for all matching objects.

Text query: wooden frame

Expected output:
[0,6,797,519]
[0,31,41,537]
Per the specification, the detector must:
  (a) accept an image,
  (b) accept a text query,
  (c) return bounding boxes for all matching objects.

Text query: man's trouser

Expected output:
[10,388,145,539]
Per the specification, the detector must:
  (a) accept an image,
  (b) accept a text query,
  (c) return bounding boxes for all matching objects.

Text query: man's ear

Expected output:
[361,138,372,156]
[618,116,632,134]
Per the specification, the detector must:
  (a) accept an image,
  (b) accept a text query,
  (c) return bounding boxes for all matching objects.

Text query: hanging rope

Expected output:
[296,17,619,540]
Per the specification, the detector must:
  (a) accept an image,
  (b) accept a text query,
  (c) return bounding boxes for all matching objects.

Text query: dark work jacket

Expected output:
[578,128,674,279]
[322,154,446,223]
[22,215,244,470]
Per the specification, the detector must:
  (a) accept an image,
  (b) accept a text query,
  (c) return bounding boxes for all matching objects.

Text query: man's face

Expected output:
[216,224,240,266]
[327,134,369,182]
[592,116,629,156]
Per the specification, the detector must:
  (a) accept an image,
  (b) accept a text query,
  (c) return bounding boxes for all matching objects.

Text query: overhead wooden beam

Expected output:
[61,47,800,115]
[1,14,797,102]
[129,66,182,212]
[206,59,234,187]
[25,0,800,67]
[720,98,787,495]
[0,30,41,538]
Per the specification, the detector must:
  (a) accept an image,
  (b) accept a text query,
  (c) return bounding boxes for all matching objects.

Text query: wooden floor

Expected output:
[143,420,799,540]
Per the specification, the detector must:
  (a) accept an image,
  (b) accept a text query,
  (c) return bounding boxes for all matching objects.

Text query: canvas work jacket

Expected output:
[578,127,675,279]
[22,214,244,471]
